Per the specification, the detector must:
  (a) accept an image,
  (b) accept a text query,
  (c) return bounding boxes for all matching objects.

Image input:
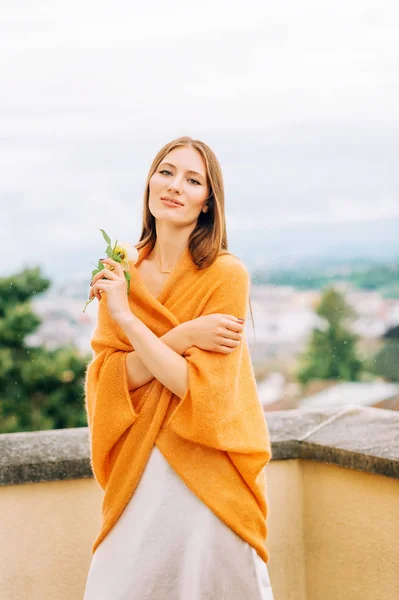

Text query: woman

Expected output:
[83,136,274,599]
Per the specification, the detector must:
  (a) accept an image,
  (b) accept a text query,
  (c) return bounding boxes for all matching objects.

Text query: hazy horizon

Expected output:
[2,1,398,283]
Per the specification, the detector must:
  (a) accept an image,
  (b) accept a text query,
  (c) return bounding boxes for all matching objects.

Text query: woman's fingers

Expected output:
[218,344,237,354]
[223,325,243,341]
[100,258,123,274]
[89,284,102,301]
[89,263,119,301]
[218,337,240,348]
[216,316,245,353]
[91,266,118,286]
[222,315,245,332]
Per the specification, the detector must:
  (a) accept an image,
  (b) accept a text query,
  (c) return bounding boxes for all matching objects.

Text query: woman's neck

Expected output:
[149,241,187,273]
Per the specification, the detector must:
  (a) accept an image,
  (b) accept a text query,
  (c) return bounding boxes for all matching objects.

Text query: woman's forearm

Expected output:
[124,319,193,393]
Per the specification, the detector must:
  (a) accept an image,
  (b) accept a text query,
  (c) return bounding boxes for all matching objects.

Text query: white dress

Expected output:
[83,445,274,600]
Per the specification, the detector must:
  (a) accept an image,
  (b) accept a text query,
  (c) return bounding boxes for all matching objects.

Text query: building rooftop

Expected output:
[300,381,399,409]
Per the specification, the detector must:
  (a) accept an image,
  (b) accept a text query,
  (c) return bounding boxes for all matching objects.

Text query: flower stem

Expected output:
[82,296,95,313]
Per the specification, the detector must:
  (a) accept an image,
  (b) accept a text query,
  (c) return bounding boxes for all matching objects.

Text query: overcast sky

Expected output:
[1,1,398,280]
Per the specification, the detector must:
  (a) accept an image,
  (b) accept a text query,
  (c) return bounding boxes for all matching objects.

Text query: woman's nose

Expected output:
[167,177,182,194]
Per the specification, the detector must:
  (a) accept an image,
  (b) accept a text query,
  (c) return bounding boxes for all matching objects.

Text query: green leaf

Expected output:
[99,229,111,245]
[105,246,113,258]
[124,271,131,295]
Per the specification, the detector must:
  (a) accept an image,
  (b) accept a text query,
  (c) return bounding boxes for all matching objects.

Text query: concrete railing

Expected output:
[1,405,398,600]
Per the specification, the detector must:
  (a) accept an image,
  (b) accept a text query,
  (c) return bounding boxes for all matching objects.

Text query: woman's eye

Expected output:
[159,170,200,185]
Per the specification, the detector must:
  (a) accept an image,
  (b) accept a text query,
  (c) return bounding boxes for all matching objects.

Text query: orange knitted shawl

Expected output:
[84,242,272,563]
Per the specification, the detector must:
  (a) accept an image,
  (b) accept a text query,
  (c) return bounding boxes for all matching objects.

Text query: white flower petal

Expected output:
[118,242,139,264]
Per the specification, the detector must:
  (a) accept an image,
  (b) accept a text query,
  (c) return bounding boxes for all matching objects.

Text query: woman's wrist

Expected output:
[160,320,194,355]
[174,320,195,352]
[115,311,137,329]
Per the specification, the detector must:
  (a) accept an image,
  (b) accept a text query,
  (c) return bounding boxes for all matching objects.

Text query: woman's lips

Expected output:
[161,198,183,208]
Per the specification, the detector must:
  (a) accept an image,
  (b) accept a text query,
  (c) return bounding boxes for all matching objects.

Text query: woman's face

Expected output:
[148,146,210,226]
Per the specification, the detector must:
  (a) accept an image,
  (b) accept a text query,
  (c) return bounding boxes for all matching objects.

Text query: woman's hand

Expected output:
[89,258,131,322]
[187,313,245,354]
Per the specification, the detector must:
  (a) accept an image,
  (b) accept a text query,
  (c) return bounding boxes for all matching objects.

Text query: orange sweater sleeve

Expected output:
[165,260,271,450]
[84,293,138,490]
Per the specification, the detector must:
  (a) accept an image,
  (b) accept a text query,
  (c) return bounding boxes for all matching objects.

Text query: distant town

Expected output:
[26,257,399,414]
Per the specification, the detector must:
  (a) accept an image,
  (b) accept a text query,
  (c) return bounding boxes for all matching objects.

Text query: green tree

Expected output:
[0,267,91,433]
[297,287,364,385]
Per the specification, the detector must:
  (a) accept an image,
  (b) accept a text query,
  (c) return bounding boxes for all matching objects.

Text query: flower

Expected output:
[82,229,139,313]
[113,242,139,269]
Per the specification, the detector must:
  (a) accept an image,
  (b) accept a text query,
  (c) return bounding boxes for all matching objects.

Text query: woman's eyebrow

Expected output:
[159,162,205,179]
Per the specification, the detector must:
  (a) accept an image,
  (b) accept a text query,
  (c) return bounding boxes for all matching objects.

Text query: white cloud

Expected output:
[1,0,398,132]
[1,0,399,278]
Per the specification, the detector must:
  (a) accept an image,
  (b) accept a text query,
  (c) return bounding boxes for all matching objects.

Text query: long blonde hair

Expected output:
[136,135,256,349]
